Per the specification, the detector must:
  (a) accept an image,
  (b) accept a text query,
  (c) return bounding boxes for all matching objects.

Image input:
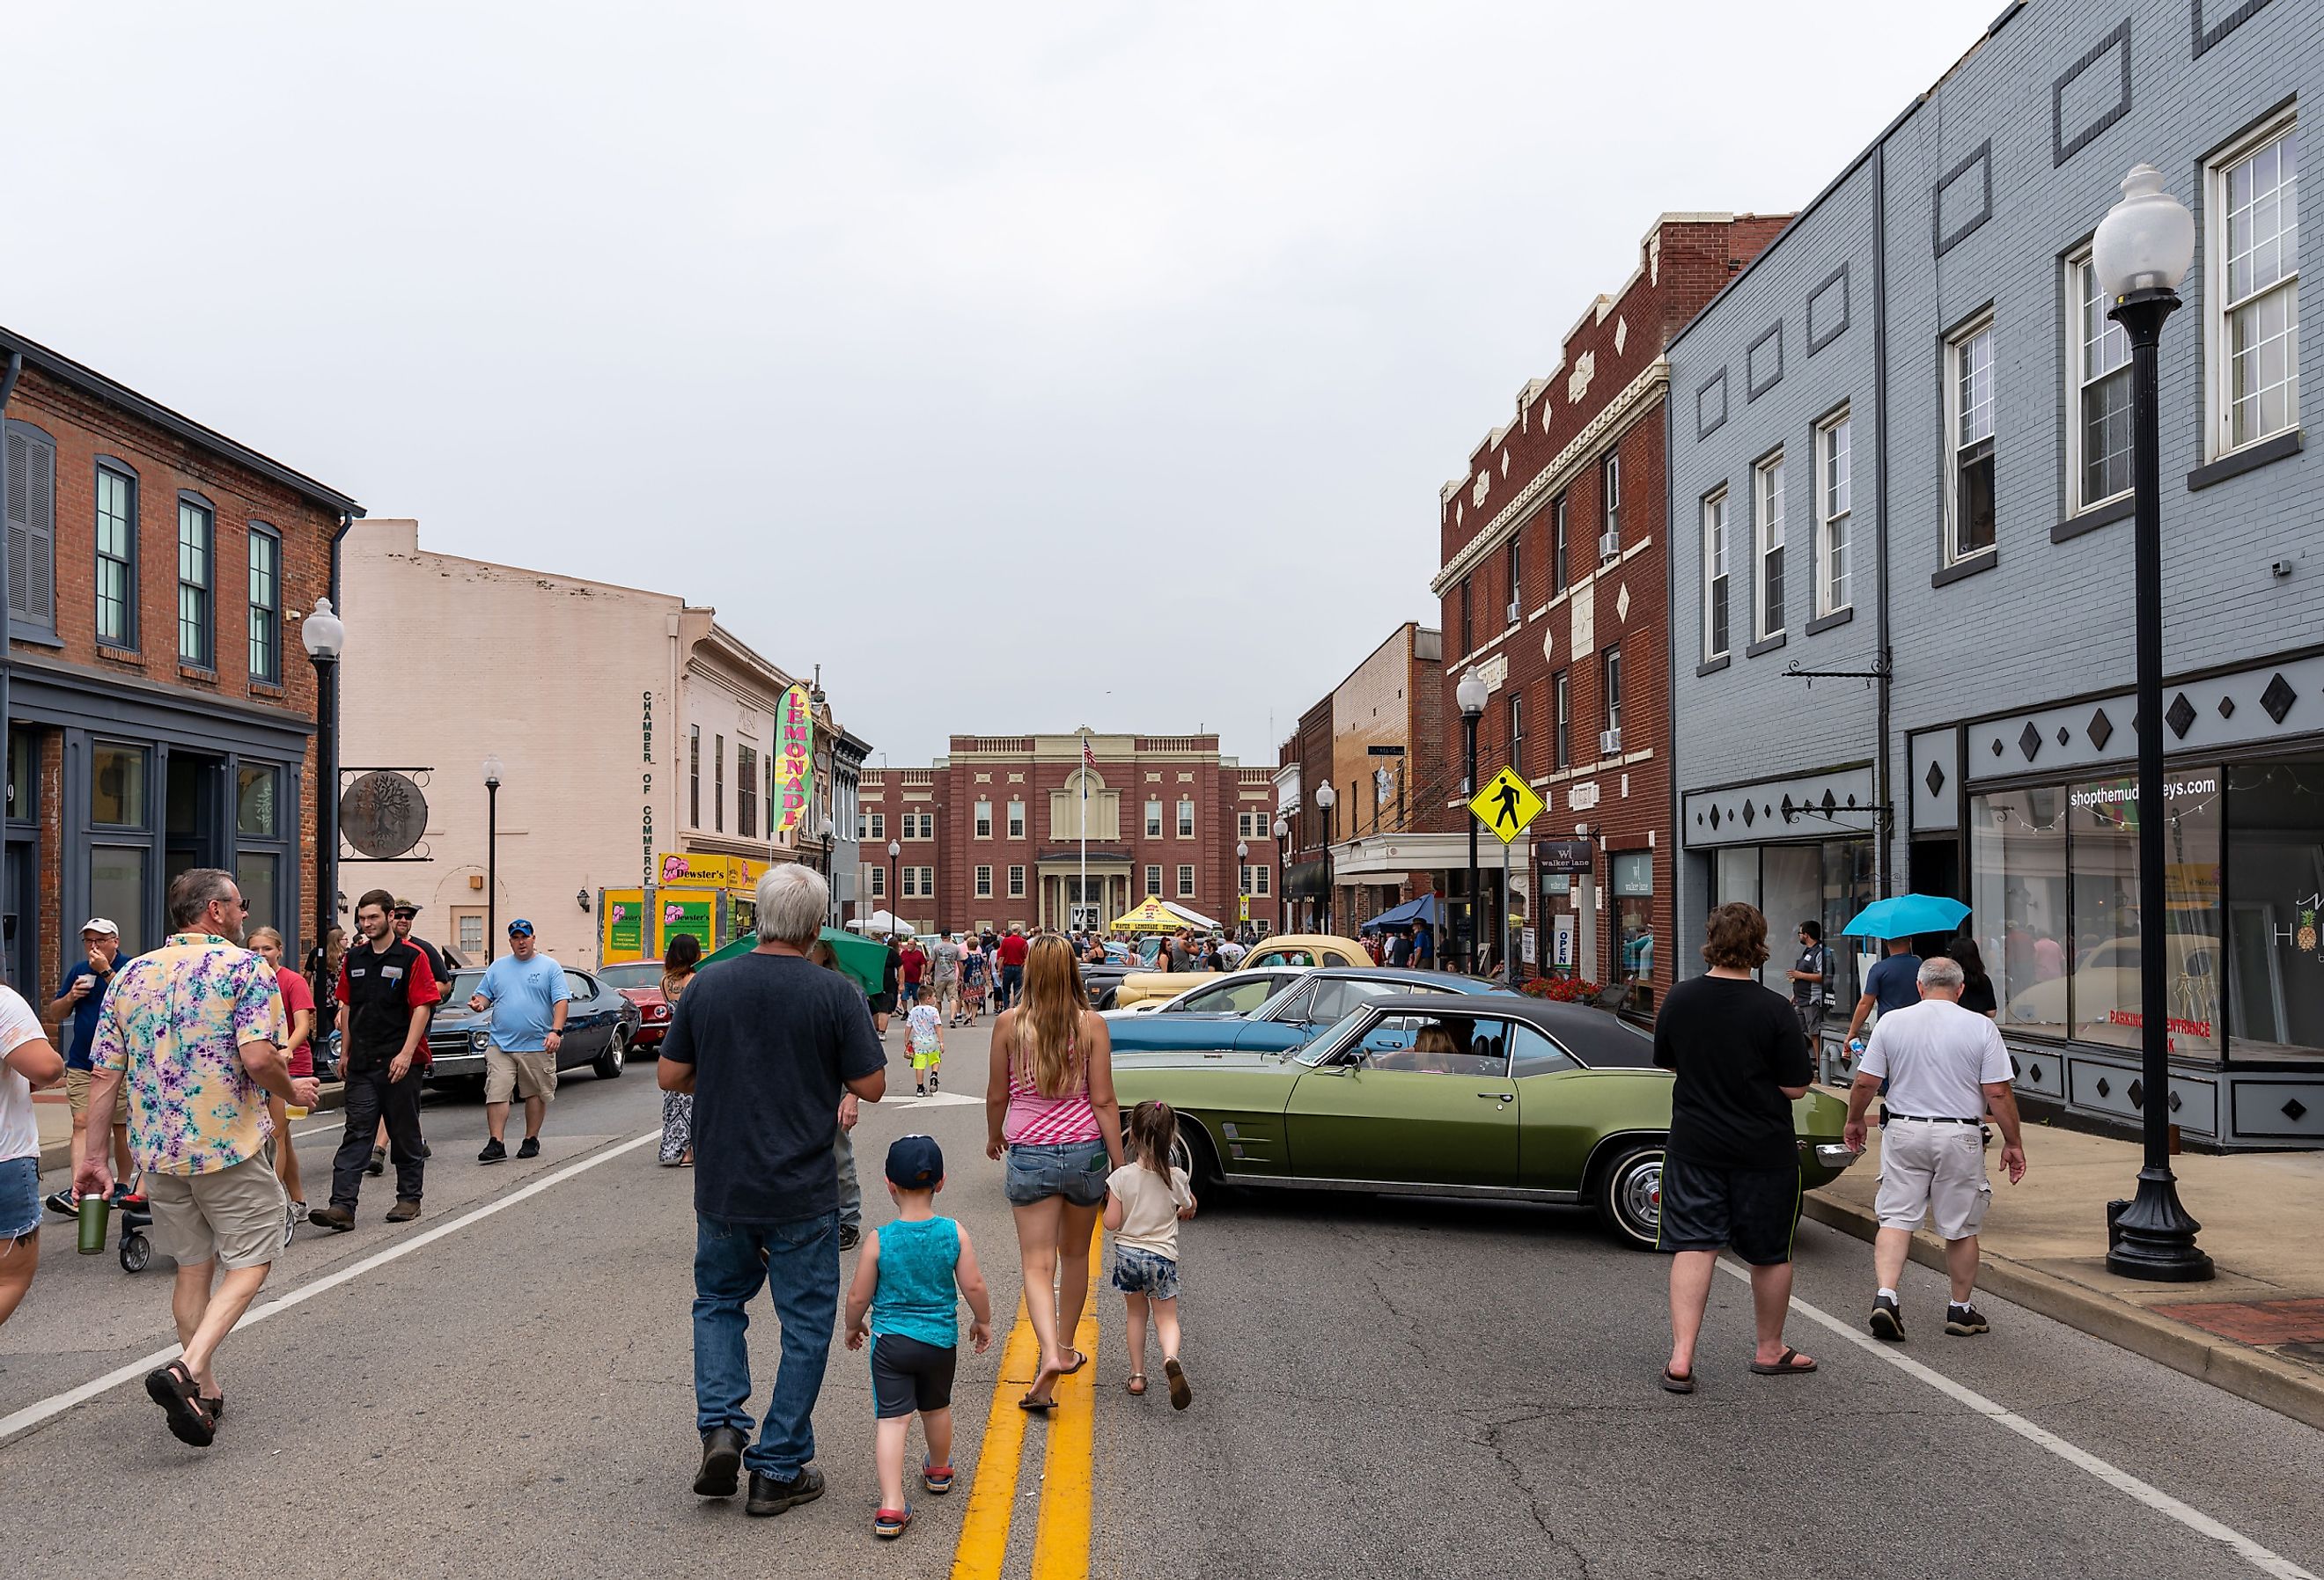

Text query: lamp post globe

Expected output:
[887,839,901,933]
[2092,165,2210,1282]
[1457,669,1487,974]
[1272,816,1288,936]
[300,596,345,661]
[302,598,345,974]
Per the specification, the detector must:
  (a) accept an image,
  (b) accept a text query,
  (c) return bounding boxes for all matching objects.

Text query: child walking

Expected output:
[1106,1100,1197,1409]
[906,1000,945,1096]
[844,1135,993,1541]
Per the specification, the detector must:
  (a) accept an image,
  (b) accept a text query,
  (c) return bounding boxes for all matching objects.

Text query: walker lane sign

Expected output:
[1468,767,1542,845]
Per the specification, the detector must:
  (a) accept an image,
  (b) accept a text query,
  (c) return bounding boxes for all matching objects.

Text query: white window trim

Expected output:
[974,799,993,840]
[1177,863,1196,897]
[1753,451,1785,641]
[974,864,993,898]
[1009,864,1026,898]
[1943,312,1997,565]
[1145,864,1163,895]
[1007,801,1026,840]
[2207,110,2302,459]
[1144,800,1163,839]
[1815,410,1852,618]
[1701,488,1730,659]
[1176,798,1195,839]
[2064,249,2135,514]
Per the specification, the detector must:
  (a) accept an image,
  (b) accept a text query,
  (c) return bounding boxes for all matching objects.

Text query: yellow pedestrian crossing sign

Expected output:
[1469,767,1543,844]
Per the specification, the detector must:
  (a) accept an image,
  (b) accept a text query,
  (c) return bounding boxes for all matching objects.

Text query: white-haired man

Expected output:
[1843,954,2028,1341]
[660,863,886,1518]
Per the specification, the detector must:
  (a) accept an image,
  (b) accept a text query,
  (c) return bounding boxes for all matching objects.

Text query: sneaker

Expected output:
[309,1205,355,1233]
[916,1084,926,1098]
[107,1183,137,1206]
[477,1138,508,1165]
[1869,1292,1906,1342]
[745,1466,826,1518]
[283,1201,303,1248]
[838,1223,861,1252]
[43,1190,76,1217]
[928,1072,939,1093]
[366,1145,386,1177]
[1945,1304,1990,1336]
[516,1136,541,1160]
[385,1199,421,1224]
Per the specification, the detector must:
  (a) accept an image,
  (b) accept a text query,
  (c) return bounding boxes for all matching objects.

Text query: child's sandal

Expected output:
[922,1460,954,1495]
[873,1505,912,1540]
[1126,1373,1147,1396]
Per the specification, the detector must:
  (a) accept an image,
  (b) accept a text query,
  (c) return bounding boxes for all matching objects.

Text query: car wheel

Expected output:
[592,1030,627,1080]
[1098,988,1119,1010]
[1170,1119,1225,1194]
[1595,1143,1665,1250]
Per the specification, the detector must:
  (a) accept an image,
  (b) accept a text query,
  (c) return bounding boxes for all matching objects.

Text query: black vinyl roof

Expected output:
[1354,993,1660,1070]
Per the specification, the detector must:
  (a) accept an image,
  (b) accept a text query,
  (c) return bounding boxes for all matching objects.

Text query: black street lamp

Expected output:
[1314,782,1336,937]
[2092,164,2210,1282]
[887,838,901,934]
[1272,815,1288,938]
[1457,670,1488,974]
[299,597,344,970]
[482,755,504,960]
[1235,840,1247,934]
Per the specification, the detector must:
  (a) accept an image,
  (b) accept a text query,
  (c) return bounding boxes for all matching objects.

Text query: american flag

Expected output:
[1081,733,1096,795]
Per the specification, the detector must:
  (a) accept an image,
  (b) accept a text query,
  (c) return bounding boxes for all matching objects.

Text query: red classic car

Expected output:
[594,962,674,1048]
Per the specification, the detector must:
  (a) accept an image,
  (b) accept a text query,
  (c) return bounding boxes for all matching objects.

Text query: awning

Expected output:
[1162,900,1219,930]
[1110,896,1181,932]
[1359,893,1438,933]
[1284,858,1328,899]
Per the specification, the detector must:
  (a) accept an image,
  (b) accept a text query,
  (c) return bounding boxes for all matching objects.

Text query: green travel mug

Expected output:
[76,1193,110,1255]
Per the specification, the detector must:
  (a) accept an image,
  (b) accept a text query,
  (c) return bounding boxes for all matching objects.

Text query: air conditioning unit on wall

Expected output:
[1599,727,1622,757]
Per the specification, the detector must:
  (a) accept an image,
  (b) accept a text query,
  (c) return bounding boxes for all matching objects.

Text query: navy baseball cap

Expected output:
[885,1135,945,1189]
[507,918,534,937]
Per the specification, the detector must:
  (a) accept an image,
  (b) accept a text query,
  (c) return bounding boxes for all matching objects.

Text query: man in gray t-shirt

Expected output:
[931,933,964,1026]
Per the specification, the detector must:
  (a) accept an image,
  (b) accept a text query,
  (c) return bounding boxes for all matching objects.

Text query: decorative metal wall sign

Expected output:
[341,768,431,861]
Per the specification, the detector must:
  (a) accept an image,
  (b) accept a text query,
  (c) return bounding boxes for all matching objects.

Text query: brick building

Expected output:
[857,733,1278,937]
[1430,215,1785,1003]
[1,326,360,994]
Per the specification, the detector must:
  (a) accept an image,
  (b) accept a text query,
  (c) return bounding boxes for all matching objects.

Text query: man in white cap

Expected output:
[43,918,131,1216]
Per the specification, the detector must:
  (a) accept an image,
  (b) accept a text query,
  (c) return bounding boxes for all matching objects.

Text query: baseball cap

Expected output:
[507,918,534,937]
[884,1135,945,1189]
[393,897,420,915]
[80,917,120,937]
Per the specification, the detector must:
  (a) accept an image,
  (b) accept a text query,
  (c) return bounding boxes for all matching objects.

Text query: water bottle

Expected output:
[76,1192,110,1255]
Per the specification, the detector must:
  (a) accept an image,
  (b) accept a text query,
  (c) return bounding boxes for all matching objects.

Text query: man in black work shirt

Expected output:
[313,890,439,1232]
[1651,901,1817,1393]
[369,899,449,1174]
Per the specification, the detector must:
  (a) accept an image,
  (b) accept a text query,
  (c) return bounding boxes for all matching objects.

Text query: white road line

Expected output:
[0,1128,659,1449]
[1714,1260,2318,1580]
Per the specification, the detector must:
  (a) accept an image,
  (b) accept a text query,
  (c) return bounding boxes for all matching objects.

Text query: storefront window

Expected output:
[1971,786,2069,1040]
[1819,838,1874,1010]
[1715,848,1759,915]
[2065,772,2222,1057]
[237,766,278,837]
[92,745,148,827]
[91,847,146,954]
[1761,846,1820,996]
[237,852,279,937]
[7,729,33,822]
[1612,852,1653,988]
[2225,760,2324,1061]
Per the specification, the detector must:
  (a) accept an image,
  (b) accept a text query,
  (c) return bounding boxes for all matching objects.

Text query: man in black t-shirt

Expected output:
[1652,901,1817,1393]
[660,865,885,1517]
[1783,920,1834,1056]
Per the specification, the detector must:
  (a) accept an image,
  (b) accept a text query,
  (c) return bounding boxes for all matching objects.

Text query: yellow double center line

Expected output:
[951,1222,1102,1580]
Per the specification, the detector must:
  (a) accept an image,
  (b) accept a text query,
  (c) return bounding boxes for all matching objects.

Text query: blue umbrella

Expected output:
[1837,893,1969,939]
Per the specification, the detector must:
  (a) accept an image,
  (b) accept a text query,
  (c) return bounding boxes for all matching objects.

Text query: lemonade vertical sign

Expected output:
[773,682,815,846]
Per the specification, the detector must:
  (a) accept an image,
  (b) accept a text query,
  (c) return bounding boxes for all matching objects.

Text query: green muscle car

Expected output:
[1109,992,1857,1248]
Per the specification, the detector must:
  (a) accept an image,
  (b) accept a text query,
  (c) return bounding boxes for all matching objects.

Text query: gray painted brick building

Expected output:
[1666,0,2324,1146]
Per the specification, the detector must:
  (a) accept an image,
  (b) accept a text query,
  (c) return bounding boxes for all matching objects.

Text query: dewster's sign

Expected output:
[773,682,815,843]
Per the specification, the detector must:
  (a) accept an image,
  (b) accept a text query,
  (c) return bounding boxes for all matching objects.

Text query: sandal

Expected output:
[873,1504,912,1540]
[1165,1357,1191,1411]
[1058,1348,1087,1376]
[202,1394,224,1422]
[1659,1368,1695,1394]
[1748,1347,1818,1376]
[143,1361,217,1447]
[1125,1373,1147,1396]
[922,1460,954,1495]
[1017,1394,1058,1414]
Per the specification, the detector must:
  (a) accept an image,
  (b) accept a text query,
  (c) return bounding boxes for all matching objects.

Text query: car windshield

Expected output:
[446,970,485,1003]
[595,963,665,990]
[1291,1007,1378,1065]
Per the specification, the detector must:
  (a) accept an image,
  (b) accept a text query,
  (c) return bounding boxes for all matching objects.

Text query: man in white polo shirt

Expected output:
[1842,954,2027,1341]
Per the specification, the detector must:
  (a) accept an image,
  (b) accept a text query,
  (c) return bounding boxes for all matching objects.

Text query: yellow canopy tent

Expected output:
[1111,895,1182,933]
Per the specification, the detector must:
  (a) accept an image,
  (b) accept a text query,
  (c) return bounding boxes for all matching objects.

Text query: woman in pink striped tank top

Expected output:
[986,934,1122,1412]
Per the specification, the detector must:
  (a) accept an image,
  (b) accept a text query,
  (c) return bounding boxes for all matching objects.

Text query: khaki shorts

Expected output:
[485,1045,558,1105]
[146,1154,288,1271]
[1875,1119,1992,1240]
[64,1068,92,1115]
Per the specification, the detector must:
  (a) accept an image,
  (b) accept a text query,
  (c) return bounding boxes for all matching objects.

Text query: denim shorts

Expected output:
[0,1155,40,1242]
[1111,1245,1180,1301]
[1003,1140,1110,1208]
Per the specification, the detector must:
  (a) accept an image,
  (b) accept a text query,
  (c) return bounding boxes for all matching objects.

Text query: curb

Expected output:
[1803,1194,2324,1435]
[35,1081,349,1176]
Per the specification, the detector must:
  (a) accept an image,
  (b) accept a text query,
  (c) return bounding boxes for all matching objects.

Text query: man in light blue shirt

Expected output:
[465,920,570,1165]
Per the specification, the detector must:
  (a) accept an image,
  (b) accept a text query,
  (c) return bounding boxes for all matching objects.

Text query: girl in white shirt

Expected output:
[1104,1100,1197,1409]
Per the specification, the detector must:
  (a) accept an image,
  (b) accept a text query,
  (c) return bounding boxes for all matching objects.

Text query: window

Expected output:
[1816,413,1851,616]
[1177,797,1195,838]
[1602,646,1622,747]
[1458,578,1473,654]
[857,811,869,839]
[1701,489,1730,659]
[689,726,701,827]
[235,765,277,836]
[2069,253,2134,510]
[1009,864,1026,898]
[974,798,993,839]
[2211,119,2300,453]
[91,743,148,827]
[908,811,934,839]
[457,912,485,957]
[1507,689,1524,773]
[1945,318,1996,560]
[1504,540,1522,621]
[90,847,147,957]
[1553,671,1570,770]
[237,852,279,935]
[865,811,885,841]
[1600,453,1621,561]
[95,464,136,648]
[177,495,214,666]
[1754,452,1785,638]
[737,746,758,839]
[1007,799,1025,839]
[1251,864,1270,896]
[713,734,724,832]
[3,422,56,632]
[1178,864,1196,897]
[975,864,993,898]
[247,525,281,682]
[1550,494,1570,595]
[868,865,886,898]
[1146,863,1163,895]
[1144,798,1163,839]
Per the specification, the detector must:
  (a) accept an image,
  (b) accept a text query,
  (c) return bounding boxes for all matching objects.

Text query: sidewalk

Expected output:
[1806,1099,2324,1432]
[31,1081,348,1174]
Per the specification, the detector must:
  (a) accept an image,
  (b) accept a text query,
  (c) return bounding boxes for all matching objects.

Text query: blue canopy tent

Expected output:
[1360,893,1440,934]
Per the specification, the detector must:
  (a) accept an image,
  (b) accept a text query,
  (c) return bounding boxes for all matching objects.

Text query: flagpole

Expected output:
[1079,731,1089,934]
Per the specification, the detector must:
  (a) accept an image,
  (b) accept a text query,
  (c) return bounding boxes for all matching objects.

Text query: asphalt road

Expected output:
[4,1018,2320,1580]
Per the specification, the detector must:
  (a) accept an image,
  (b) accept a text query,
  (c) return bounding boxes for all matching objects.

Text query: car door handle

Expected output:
[1476,1091,1514,1101]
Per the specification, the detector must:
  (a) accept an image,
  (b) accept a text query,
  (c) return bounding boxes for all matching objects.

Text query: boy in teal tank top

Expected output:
[844,1135,994,1541]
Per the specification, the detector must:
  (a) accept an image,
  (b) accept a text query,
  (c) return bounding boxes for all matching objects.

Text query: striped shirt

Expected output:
[1004,1039,1099,1146]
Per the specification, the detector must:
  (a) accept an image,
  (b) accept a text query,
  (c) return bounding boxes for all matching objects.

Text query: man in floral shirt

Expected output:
[78,868,317,1447]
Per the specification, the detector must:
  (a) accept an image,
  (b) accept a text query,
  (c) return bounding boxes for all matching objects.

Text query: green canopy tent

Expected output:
[702,925,886,997]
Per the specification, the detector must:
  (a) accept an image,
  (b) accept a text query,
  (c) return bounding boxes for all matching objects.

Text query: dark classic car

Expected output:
[423,966,642,1088]
[1100,966,1498,1057]
[1079,934,1166,1010]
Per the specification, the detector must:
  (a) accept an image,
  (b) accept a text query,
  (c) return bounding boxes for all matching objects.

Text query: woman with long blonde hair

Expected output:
[986,933,1122,1411]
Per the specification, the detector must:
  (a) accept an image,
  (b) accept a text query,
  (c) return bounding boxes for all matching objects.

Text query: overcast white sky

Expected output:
[7,1,2004,767]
